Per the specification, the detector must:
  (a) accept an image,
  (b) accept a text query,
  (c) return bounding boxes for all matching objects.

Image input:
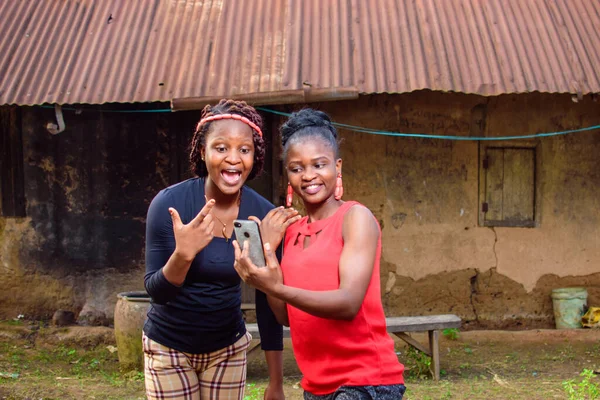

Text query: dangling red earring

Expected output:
[334,173,343,200]
[286,182,294,207]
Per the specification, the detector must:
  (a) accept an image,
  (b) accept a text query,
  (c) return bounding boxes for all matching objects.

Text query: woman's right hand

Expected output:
[234,241,284,295]
[169,200,216,262]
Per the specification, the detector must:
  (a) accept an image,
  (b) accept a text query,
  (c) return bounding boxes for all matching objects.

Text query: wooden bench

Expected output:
[246,314,461,381]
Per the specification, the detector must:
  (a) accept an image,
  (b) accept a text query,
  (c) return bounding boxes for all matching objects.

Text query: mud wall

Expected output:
[299,92,600,328]
[2,92,599,329]
[0,105,275,323]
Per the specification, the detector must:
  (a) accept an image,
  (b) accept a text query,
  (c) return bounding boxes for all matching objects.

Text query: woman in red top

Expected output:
[234,109,405,399]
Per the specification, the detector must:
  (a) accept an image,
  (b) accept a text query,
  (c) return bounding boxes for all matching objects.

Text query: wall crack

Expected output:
[491,226,499,270]
[469,227,499,325]
[469,270,480,324]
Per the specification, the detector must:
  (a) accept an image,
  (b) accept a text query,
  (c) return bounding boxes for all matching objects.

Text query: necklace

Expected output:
[204,191,241,242]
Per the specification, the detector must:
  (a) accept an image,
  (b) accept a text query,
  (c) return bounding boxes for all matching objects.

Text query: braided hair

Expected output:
[189,99,265,180]
[280,108,339,160]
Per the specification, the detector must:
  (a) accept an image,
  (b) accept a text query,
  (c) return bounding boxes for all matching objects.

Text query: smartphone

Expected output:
[233,219,266,267]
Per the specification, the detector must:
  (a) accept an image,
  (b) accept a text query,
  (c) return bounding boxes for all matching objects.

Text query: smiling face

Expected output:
[285,136,342,205]
[201,119,255,196]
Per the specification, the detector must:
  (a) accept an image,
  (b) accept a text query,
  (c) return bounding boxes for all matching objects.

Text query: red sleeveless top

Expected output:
[281,201,404,395]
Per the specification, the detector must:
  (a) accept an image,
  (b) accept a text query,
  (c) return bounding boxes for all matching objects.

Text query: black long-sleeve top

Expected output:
[143,178,283,353]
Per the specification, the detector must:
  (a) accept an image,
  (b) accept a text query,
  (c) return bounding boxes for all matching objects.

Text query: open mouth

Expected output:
[221,169,242,185]
[303,184,323,195]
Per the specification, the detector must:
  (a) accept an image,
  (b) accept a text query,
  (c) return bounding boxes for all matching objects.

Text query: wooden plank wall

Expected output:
[0,107,25,217]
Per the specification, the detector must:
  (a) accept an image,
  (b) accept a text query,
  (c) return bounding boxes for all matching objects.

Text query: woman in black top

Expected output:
[143,99,299,400]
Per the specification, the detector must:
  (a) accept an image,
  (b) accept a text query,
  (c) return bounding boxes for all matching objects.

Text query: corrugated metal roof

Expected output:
[1,0,599,106]
[354,0,600,96]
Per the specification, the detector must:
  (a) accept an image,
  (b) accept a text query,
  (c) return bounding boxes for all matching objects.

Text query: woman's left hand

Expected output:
[264,382,285,400]
[250,207,301,250]
[233,241,283,295]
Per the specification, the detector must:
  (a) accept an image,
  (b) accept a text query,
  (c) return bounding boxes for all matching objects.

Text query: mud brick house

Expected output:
[1,0,599,328]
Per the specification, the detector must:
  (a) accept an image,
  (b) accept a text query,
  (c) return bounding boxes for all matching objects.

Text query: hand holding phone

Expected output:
[233,219,266,267]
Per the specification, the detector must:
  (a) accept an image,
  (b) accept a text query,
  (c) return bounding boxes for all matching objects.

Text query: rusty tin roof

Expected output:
[0,0,599,106]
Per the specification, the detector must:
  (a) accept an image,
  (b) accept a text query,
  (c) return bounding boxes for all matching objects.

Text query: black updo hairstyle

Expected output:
[280,109,339,160]
[189,99,265,180]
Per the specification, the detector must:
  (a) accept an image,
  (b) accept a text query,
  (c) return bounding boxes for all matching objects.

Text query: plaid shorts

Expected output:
[143,332,251,400]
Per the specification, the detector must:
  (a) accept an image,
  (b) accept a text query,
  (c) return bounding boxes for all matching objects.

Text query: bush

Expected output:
[563,369,600,400]
[442,328,459,340]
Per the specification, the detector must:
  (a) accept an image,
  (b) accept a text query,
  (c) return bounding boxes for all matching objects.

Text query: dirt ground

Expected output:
[1,321,599,400]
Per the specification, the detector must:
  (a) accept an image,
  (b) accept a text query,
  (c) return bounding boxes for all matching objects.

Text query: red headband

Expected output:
[197,113,263,137]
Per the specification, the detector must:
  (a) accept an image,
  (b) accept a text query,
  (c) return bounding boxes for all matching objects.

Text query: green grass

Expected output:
[244,382,265,400]
[1,321,600,400]
[0,338,146,399]
[563,369,600,400]
[443,328,460,340]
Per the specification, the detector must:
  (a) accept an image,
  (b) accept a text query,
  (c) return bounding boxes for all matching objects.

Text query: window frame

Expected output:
[478,141,540,228]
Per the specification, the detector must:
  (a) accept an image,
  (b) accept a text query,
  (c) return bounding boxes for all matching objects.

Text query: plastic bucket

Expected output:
[551,288,588,329]
[114,291,151,371]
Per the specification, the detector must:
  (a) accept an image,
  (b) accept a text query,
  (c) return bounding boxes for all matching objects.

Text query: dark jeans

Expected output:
[304,384,406,400]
